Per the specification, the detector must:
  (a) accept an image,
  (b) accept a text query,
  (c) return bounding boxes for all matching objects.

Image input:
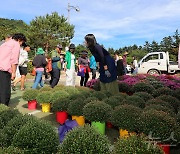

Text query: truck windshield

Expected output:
[144,54,158,62]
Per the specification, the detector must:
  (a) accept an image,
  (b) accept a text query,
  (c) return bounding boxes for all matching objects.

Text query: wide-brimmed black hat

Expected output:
[69,43,75,49]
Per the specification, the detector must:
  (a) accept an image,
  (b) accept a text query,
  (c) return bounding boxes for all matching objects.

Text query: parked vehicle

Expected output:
[137,52,180,75]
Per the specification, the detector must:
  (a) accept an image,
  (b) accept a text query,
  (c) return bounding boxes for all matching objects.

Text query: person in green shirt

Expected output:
[50,45,62,88]
[64,44,76,87]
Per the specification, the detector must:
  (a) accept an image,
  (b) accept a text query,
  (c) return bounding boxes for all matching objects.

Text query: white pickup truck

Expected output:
[137,52,180,75]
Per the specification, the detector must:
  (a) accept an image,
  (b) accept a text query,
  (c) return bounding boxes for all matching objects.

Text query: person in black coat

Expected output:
[116,56,124,78]
[84,34,119,94]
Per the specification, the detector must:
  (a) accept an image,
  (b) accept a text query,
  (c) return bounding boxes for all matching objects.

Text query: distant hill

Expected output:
[0,18,29,40]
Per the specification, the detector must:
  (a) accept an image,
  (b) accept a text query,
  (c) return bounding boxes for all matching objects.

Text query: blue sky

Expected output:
[0,0,180,49]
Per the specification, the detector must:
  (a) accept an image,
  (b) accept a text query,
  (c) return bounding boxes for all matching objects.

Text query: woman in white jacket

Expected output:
[12,44,30,90]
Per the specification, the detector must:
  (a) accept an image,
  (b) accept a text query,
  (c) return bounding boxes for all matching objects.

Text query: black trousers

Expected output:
[50,68,60,88]
[80,72,89,87]
[91,69,96,79]
[0,71,11,106]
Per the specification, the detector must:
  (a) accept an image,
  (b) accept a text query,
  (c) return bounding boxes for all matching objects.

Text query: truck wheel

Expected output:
[147,69,160,75]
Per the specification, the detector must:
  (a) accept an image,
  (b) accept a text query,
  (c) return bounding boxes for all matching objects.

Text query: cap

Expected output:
[119,56,123,60]
[36,48,45,55]
[57,44,63,49]
[123,52,128,55]
[69,43,75,49]
[81,51,88,55]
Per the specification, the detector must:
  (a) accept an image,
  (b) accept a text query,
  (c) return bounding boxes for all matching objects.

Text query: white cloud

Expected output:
[0,0,180,48]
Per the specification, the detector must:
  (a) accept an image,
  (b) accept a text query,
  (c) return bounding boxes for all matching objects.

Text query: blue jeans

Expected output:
[32,71,44,89]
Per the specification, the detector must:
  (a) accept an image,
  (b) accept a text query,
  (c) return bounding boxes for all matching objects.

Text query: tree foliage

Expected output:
[0,18,29,41]
[28,12,74,52]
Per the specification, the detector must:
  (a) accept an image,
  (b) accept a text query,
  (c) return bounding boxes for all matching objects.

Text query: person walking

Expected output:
[64,43,76,87]
[78,51,90,87]
[50,45,62,88]
[32,48,47,89]
[89,55,97,79]
[13,43,31,90]
[84,34,119,94]
[0,33,26,106]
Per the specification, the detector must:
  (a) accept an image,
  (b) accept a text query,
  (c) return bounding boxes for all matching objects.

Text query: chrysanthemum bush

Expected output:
[156,95,180,113]
[0,109,21,129]
[12,119,59,154]
[86,79,100,89]
[144,104,175,117]
[68,98,88,116]
[157,74,180,90]
[123,95,145,108]
[0,146,24,154]
[112,135,163,154]
[118,82,132,93]
[90,91,107,101]
[133,92,153,102]
[141,110,176,142]
[0,104,9,113]
[145,98,174,111]
[50,90,69,104]
[83,100,112,122]
[103,96,125,109]
[133,82,155,94]
[58,125,111,154]
[2,114,37,147]
[36,91,52,104]
[22,89,39,101]
[51,97,70,112]
[110,104,142,133]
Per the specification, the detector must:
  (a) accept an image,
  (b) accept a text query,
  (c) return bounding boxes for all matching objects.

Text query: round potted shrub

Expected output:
[104,96,125,109]
[153,87,173,97]
[133,82,154,94]
[144,104,175,117]
[103,95,126,128]
[12,119,59,154]
[0,146,24,154]
[63,86,79,95]
[51,97,70,124]
[118,82,132,94]
[145,77,164,89]
[90,91,107,101]
[173,88,180,101]
[0,109,21,129]
[83,101,112,134]
[69,92,86,101]
[110,104,142,138]
[36,91,52,112]
[68,98,88,126]
[0,104,9,113]
[52,85,65,91]
[156,95,180,113]
[51,90,69,104]
[176,111,180,124]
[112,135,163,154]
[145,98,174,111]
[2,114,37,147]
[84,96,98,104]
[22,89,39,110]
[133,92,153,102]
[141,110,176,149]
[58,125,111,154]
[39,86,52,92]
[124,95,145,108]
